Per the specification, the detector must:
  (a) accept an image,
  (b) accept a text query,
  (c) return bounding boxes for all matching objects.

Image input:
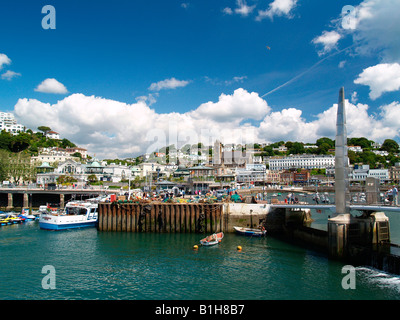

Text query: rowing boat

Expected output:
[200,232,224,246]
[233,226,266,237]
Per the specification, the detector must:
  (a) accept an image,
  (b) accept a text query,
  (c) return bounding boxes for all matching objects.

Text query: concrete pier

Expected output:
[23,193,29,208]
[6,193,13,210]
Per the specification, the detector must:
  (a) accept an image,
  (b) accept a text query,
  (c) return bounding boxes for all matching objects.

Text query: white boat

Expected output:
[200,232,224,246]
[38,205,48,214]
[39,200,99,231]
[233,226,267,237]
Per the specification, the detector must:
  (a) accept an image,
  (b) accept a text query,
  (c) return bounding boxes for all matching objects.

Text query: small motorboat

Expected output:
[0,218,11,226]
[18,214,37,221]
[8,216,23,224]
[233,226,266,237]
[200,232,224,246]
[20,209,37,221]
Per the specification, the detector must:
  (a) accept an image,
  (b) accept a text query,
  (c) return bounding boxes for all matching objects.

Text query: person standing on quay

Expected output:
[393,186,398,206]
[387,188,393,205]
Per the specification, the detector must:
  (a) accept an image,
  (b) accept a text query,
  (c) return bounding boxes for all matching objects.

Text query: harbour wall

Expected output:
[98,203,225,233]
[97,202,306,234]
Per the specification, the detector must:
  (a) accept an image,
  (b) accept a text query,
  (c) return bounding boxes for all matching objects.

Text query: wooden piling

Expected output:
[175,204,180,233]
[107,205,112,231]
[189,204,195,233]
[165,204,170,233]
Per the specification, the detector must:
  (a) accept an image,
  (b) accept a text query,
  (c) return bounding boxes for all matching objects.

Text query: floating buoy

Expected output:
[193,245,199,250]
[237,246,242,251]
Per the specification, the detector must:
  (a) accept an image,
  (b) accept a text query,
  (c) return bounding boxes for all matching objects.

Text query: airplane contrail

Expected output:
[261,44,356,98]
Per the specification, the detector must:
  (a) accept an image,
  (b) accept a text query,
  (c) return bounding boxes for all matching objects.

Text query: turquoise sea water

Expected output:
[1,220,400,300]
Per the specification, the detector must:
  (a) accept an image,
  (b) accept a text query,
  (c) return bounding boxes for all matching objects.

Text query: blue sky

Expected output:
[1,0,400,158]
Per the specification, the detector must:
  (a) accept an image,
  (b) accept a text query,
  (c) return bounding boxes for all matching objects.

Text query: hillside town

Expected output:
[1,112,400,193]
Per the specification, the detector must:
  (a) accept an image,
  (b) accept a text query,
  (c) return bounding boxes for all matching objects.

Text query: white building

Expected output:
[268,155,335,171]
[0,112,26,135]
[368,169,389,183]
[31,147,80,165]
[350,165,389,183]
[372,150,389,157]
[348,146,363,153]
[103,163,132,182]
[66,147,88,159]
[36,160,135,185]
[272,145,287,153]
[139,162,169,179]
[46,130,60,140]
[236,164,266,184]
[31,153,79,164]
[351,165,369,181]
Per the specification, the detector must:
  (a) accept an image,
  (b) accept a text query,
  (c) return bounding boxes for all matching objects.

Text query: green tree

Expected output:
[318,143,332,154]
[263,145,275,156]
[59,138,76,149]
[0,150,10,181]
[6,151,34,184]
[0,130,13,151]
[359,151,377,168]
[381,139,399,154]
[316,137,334,149]
[348,150,359,164]
[10,132,31,152]
[285,141,293,149]
[56,175,77,184]
[87,174,98,183]
[270,141,284,148]
[348,137,373,150]
[37,126,51,135]
[288,142,305,155]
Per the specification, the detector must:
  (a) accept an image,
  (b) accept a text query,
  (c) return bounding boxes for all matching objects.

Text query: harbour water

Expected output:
[1,218,400,300]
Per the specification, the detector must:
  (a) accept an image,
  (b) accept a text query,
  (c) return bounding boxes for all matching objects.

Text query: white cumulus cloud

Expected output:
[1,70,21,80]
[13,89,262,159]
[222,7,233,15]
[234,0,256,17]
[312,31,342,56]
[354,63,400,100]
[256,0,297,21]
[0,53,11,69]
[190,88,270,123]
[149,77,190,91]
[350,0,400,62]
[34,78,68,94]
[12,89,400,159]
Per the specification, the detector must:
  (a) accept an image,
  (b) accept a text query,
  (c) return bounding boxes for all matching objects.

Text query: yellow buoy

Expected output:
[237,246,242,251]
[193,245,199,250]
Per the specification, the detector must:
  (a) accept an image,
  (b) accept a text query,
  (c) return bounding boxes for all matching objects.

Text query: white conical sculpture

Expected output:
[334,87,351,217]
